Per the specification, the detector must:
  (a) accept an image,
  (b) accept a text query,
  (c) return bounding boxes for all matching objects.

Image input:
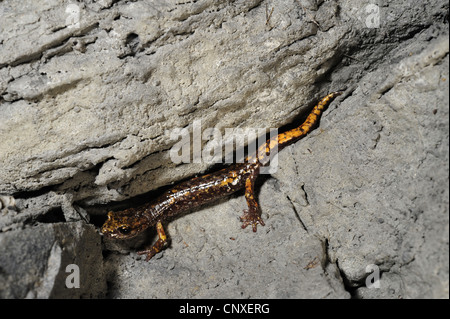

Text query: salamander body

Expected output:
[101,92,342,261]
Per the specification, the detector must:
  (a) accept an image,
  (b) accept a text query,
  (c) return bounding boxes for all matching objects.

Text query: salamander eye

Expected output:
[117,226,132,235]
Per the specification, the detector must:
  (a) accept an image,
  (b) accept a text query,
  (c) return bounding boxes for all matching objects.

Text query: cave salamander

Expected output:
[101,92,342,261]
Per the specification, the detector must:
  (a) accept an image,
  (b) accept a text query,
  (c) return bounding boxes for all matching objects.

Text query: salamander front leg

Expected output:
[240,170,265,232]
[137,220,169,261]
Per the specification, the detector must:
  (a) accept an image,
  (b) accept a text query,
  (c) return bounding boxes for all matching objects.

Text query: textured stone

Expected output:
[0,222,105,298]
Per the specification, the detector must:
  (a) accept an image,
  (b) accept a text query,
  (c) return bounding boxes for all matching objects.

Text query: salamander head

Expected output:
[101,209,149,239]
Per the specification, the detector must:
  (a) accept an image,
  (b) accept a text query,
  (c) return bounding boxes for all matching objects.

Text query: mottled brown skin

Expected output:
[101,92,342,261]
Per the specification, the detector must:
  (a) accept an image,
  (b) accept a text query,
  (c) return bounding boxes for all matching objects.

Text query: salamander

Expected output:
[101,92,342,261]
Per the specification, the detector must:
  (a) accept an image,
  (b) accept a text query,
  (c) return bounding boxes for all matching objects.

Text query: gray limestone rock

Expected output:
[0,0,448,299]
[0,221,105,298]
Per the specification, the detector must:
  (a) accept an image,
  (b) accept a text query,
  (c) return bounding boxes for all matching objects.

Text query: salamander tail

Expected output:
[276,91,343,150]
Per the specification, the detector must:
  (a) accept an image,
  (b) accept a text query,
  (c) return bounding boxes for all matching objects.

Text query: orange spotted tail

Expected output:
[248,91,342,164]
[276,91,342,150]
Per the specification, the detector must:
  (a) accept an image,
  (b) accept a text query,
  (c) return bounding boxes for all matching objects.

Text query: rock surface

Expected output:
[0,221,105,298]
[0,0,448,298]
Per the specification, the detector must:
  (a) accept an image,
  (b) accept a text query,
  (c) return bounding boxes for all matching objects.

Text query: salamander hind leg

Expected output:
[137,220,169,261]
[240,168,265,232]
